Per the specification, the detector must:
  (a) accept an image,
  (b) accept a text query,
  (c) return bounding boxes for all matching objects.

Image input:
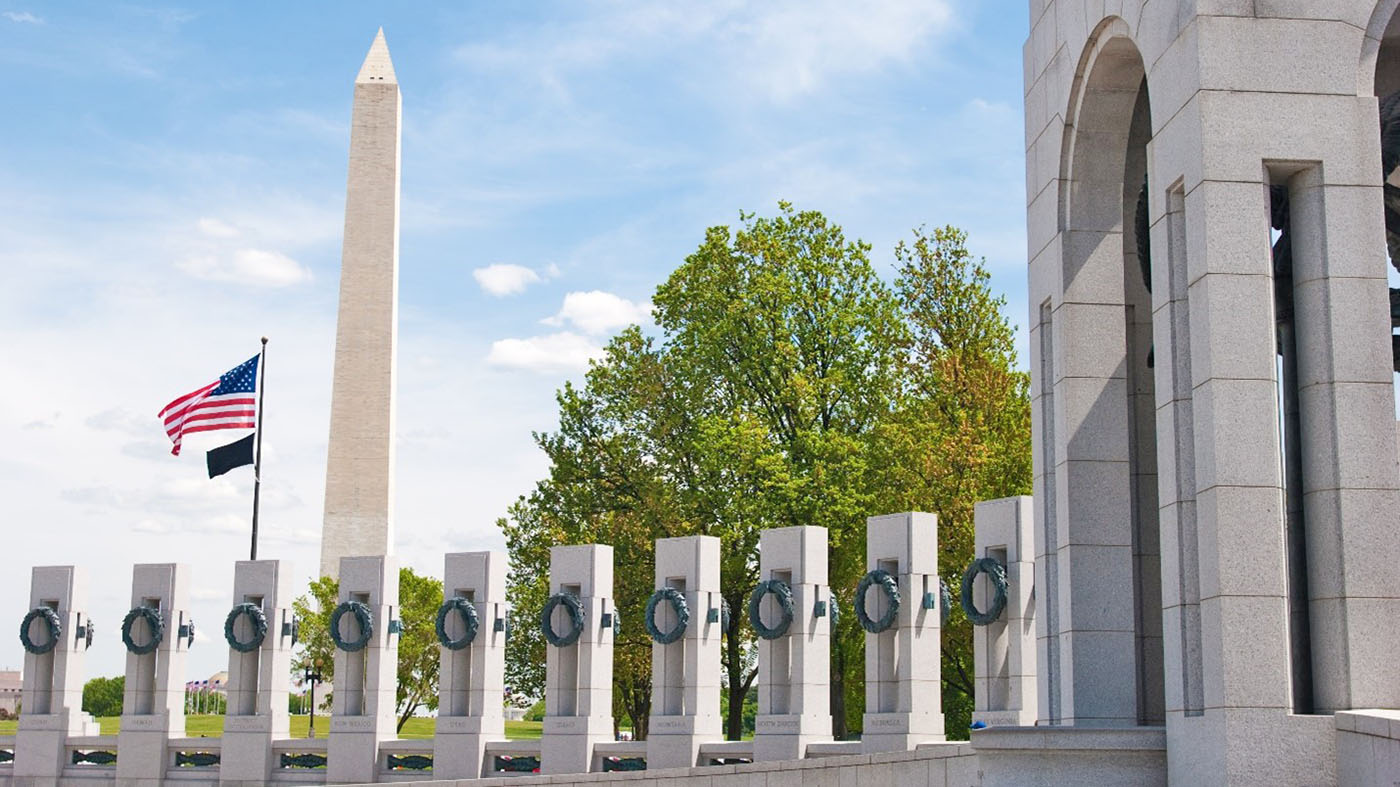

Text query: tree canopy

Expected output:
[501,205,1030,738]
[291,566,444,731]
[82,675,124,718]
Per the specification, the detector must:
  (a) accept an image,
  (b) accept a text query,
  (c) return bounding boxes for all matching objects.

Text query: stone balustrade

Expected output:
[0,514,962,785]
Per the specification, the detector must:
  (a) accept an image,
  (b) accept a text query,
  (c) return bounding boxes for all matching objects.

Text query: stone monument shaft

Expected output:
[320,29,400,579]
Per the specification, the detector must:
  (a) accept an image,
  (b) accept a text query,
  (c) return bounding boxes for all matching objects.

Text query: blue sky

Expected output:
[0,2,1029,681]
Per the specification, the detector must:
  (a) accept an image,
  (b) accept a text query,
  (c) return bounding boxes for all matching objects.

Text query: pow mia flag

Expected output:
[207,433,255,479]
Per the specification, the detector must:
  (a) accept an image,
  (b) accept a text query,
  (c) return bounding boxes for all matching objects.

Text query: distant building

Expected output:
[183,671,230,714]
[205,671,228,693]
[0,670,21,716]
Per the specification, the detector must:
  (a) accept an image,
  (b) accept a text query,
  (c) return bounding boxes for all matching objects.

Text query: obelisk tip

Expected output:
[356,28,397,85]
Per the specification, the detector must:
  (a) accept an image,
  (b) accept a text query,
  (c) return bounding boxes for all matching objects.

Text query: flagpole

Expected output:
[250,336,268,561]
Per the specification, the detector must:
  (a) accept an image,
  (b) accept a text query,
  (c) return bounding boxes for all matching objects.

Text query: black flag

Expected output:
[207,433,255,479]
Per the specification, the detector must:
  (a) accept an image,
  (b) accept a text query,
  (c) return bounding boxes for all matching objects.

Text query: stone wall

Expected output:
[1336,711,1400,786]
[340,744,979,787]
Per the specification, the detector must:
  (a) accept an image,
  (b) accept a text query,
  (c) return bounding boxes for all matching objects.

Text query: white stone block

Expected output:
[434,550,509,779]
[754,526,832,761]
[1055,460,1132,546]
[1052,302,1130,380]
[1196,16,1359,97]
[973,726,1167,787]
[327,554,399,784]
[220,560,295,786]
[861,513,945,753]
[1199,92,1382,188]
[1191,378,1283,489]
[1186,272,1278,384]
[542,544,615,775]
[14,566,98,781]
[116,563,191,786]
[1053,375,1131,463]
[971,498,1038,729]
[648,536,723,770]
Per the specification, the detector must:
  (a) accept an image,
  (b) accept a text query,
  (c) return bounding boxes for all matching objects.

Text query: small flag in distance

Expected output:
[207,433,255,479]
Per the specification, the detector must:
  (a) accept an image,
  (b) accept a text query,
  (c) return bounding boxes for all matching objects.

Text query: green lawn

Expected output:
[0,716,543,740]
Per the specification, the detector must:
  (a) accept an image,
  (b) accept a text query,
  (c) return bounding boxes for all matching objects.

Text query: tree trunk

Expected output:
[620,677,651,740]
[396,700,419,733]
[726,681,745,740]
[724,594,745,739]
[631,679,649,740]
[831,645,847,740]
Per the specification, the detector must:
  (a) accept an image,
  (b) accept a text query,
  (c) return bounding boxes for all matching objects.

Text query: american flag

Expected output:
[158,355,259,456]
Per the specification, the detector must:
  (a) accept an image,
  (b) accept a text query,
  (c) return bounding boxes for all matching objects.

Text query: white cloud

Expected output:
[261,526,320,546]
[159,476,240,503]
[197,217,239,238]
[472,263,544,296]
[488,290,647,374]
[190,587,225,601]
[194,513,248,535]
[86,408,151,436]
[178,248,312,287]
[135,513,245,537]
[727,0,956,100]
[132,518,167,534]
[965,98,1014,119]
[453,0,956,102]
[543,291,651,335]
[3,11,41,24]
[229,249,312,286]
[486,331,603,373]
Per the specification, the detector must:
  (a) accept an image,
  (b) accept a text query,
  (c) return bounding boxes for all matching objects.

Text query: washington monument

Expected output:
[319,29,400,579]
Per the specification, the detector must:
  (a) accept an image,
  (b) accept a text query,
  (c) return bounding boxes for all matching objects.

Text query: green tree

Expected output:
[290,576,337,713]
[870,226,1033,735]
[394,567,443,730]
[500,209,1031,743]
[290,567,445,731]
[652,204,904,737]
[82,676,123,717]
[718,682,757,737]
[503,204,904,739]
[500,340,672,738]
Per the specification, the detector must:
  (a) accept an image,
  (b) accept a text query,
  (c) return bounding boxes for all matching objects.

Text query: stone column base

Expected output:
[15,709,97,780]
[971,725,1166,787]
[433,715,505,779]
[115,722,178,787]
[861,711,946,753]
[13,724,68,781]
[326,715,389,785]
[972,709,1038,727]
[220,715,284,786]
[647,714,723,769]
[541,715,612,775]
[753,713,832,761]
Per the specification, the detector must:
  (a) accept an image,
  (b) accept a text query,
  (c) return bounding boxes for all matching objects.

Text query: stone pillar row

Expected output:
[10,516,953,783]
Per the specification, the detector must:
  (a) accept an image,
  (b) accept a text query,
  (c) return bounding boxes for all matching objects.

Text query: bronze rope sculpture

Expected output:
[1135,90,1400,370]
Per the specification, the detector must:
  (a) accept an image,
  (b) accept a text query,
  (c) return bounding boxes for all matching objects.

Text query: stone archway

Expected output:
[1363,0,1400,97]
[1040,16,1164,726]
[1366,2,1400,399]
